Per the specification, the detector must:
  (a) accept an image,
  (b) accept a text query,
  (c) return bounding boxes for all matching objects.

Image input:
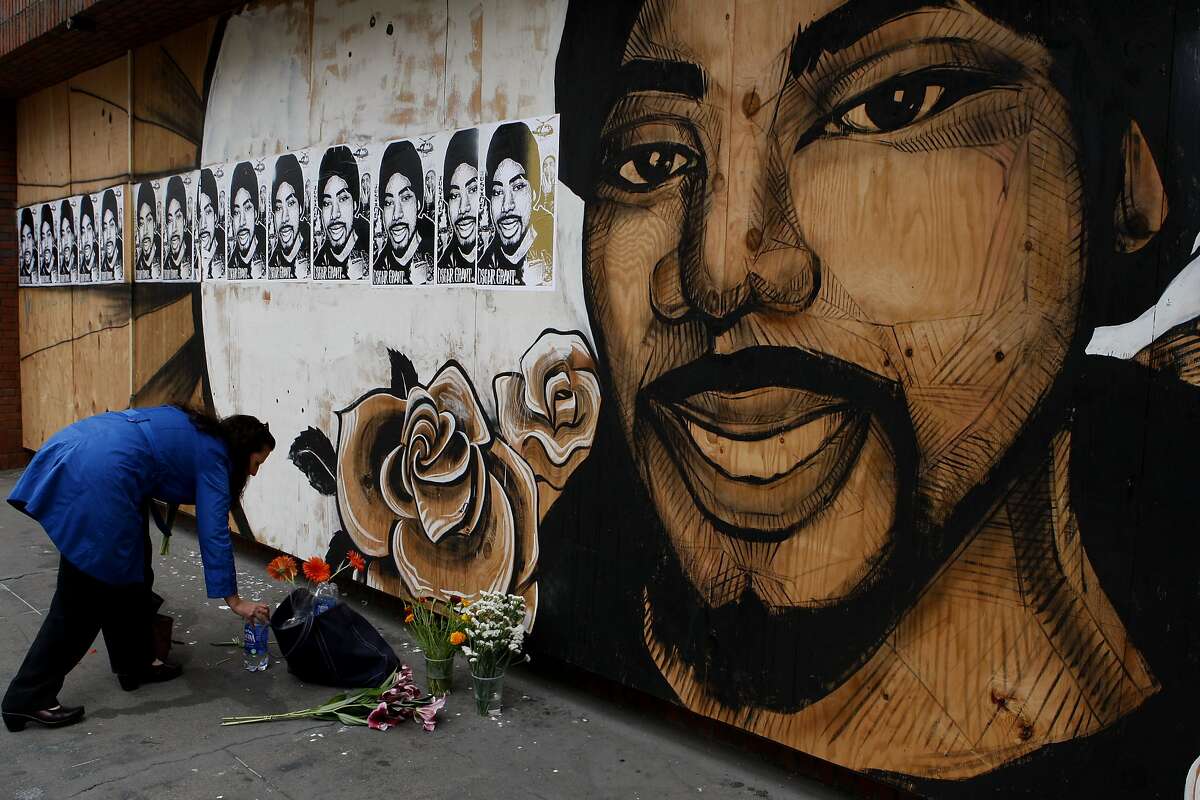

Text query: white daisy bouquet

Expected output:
[456,591,528,679]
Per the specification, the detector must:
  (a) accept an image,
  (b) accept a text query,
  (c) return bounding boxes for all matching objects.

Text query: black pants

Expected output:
[3,544,155,713]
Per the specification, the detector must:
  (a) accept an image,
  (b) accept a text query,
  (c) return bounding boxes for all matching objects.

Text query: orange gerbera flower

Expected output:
[347,551,366,572]
[302,556,332,583]
[449,631,466,646]
[266,555,298,582]
[404,612,415,624]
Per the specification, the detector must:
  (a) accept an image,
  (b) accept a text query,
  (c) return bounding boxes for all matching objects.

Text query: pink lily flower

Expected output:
[414,696,446,732]
[367,701,395,731]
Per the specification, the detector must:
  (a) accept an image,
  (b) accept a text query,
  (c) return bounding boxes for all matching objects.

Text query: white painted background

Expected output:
[200,0,588,558]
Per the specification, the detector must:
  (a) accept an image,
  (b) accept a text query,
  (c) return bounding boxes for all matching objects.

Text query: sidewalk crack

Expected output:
[64,723,326,797]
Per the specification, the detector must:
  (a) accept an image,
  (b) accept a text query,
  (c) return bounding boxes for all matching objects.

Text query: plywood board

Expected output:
[18,287,73,358]
[131,22,216,177]
[20,344,74,450]
[132,291,196,391]
[71,286,132,418]
[72,325,132,417]
[17,83,72,205]
[158,18,221,97]
[68,56,130,195]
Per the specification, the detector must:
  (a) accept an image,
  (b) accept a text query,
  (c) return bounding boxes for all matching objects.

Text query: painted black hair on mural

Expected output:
[319,145,360,200]
[485,122,539,193]
[442,128,478,197]
[165,174,188,218]
[136,181,156,220]
[135,181,156,220]
[230,161,259,211]
[58,198,73,227]
[20,207,34,236]
[379,140,424,209]
[272,153,305,209]
[102,188,118,223]
[40,203,54,234]
[79,194,95,229]
[200,168,219,210]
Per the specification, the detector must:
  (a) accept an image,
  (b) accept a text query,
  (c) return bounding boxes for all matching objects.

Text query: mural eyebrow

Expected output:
[613,57,706,100]
[788,0,953,77]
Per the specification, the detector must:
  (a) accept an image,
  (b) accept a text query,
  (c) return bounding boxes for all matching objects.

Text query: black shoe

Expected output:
[118,661,183,691]
[3,704,85,732]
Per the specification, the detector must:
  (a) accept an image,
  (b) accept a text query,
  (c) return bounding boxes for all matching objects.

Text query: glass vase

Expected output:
[471,670,504,716]
[425,655,454,695]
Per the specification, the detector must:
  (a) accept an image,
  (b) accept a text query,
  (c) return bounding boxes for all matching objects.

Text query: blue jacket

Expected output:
[7,406,238,598]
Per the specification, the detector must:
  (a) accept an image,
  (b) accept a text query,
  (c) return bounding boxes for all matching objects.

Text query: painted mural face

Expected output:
[381,172,418,252]
[40,217,55,265]
[489,158,534,250]
[199,191,217,250]
[273,180,300,251]
[20,221,34,272]
[321,175,355,249]
[232,186,257,256]
[59,214,74,257]
[102,208,118,263]
[542,155,556,195]
[447,163,478,249]
[166,197,186,258]
[80,211,96,266]
[137,201,155,258]
[424,170,437,209]
[584,0,1091,695]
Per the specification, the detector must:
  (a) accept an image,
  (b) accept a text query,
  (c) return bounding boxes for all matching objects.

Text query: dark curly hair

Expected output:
[173,404,275,499]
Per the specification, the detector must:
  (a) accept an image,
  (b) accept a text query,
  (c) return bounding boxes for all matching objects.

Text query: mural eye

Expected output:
[823,69,1000,138]
[610,144,698,192]
[839,80,944,134]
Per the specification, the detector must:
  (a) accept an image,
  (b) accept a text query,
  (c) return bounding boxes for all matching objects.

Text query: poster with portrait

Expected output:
[368,135,438,286]
[225,159,268,281]
[16,206,38,286]
[433,127,479,285]
[162,171,199,282]
[311,144,372,282]
[96,185,124,284]
[36,201,59,284]
[475,114,558,290]
[131,180,163,282]
[266,150,314,281]
[75,193,102,284]
[56,196,80,284]
[196,167,226,280]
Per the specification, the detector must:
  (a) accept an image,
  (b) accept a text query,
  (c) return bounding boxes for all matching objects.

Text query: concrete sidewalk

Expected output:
[0,468,850,800]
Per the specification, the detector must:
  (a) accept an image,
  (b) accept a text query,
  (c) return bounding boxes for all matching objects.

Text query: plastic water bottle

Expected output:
[313,581,339,616]
[243,621,270,672]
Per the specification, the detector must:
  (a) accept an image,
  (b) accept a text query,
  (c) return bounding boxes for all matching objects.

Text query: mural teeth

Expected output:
[683,412,843,481]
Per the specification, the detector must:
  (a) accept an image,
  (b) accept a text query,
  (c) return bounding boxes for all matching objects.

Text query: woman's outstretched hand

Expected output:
[225,594,270,624]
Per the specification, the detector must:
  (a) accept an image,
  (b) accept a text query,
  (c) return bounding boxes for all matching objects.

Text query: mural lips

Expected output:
[641,347,901,542]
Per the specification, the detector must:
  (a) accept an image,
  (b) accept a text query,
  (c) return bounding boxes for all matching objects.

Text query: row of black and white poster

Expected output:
[16,115,558,290]
[17,186,126,286]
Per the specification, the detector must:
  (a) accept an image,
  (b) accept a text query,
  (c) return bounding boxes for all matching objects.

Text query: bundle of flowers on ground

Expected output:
[457,591,528,678]
[220,665,446,731]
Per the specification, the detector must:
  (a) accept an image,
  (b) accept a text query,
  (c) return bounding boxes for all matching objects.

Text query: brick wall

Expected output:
[0,98,25,469]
